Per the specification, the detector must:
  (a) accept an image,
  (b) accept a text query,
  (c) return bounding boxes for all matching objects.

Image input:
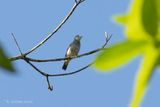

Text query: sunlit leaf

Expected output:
[0,45,15,72]
[156,47,160,67]
[110,0,160,106]
[94,40,148,71]
[114,15,127,25]
[115,0,160,40]
[130,45,159,107]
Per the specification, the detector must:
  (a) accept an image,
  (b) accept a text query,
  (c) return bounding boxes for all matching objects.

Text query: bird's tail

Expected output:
[62,60,70,70]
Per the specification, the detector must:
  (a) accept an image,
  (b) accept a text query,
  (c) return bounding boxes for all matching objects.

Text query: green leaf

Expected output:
[0,45,15,72]
[112,0,160,106]
[114,15,127,25]
[156,0,160,40]
[94,40,148,71]
[130,45,159,107]
[142,0,158,37]
[114,0,160,41]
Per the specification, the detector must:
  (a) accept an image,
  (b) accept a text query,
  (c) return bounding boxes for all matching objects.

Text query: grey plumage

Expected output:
[62,35,82,70]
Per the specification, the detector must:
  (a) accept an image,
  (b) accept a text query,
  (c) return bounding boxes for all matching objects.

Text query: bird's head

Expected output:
[74,35,82,42]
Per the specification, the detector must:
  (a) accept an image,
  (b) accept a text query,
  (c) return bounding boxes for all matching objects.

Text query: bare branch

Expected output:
[24,58,93,77]
[24,59,47,76]
[10,0,84,61]
[7,0,112,91]
[24,56,93,91]
[11,34,111,62]
[25,48,105,62]
[11,34,111,91]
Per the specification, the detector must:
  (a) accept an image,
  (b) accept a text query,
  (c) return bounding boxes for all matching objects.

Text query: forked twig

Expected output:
[11,32,111,91]
[24,55,94,91]
[9,0,112,91]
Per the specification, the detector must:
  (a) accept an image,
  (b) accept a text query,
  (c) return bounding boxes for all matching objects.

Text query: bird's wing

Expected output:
[65,43,73,57]
[65,43,80,57]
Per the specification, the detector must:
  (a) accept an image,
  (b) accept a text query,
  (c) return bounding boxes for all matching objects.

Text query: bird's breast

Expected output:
[66,47,72,56]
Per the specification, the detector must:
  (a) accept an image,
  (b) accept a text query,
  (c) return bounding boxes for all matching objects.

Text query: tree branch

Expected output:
[22,34,111,91]
[25,59,93,77]
[12,33,111,91]
[24,57,93,91]
[26,37,111,63]
[24,59,47,76]
[9,0,84,61]
[8,0,112,91]
[24,49,104,62]
[10,33,111,62]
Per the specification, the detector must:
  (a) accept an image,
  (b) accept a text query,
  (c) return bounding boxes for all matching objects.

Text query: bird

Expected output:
[62,35,82,70]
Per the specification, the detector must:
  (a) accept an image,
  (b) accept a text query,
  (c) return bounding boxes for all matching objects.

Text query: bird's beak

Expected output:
[80,36,83,39]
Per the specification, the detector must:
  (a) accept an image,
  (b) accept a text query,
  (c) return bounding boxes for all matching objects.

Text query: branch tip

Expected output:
[104,32,112,40]
[46,76,53,91]
[11,33,23,55]
[102,32,112,48]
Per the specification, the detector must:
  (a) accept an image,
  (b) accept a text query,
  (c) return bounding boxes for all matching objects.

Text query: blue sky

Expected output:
[0,0,160,107]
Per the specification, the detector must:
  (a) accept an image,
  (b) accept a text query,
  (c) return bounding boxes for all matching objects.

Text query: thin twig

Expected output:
[11,33,23,55]
[102,32,112,48]
[10,0,84,61]
[46,76,53,91]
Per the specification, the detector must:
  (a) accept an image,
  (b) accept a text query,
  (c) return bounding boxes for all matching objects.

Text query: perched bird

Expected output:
[62,35,82,70]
